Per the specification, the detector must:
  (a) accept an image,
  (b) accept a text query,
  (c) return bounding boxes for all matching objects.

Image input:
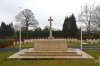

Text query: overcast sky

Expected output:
[0,0,100,29]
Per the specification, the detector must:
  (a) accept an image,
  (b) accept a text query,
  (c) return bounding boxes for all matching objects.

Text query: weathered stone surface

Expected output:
[8,48,94,60]
[34,39,67,51]
[19,52,82,56]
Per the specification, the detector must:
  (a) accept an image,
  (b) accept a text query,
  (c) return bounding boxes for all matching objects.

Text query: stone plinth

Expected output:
[48,37,54,39]
[19,51,82,56]
[8,48,94,60]
[34,39,67,51]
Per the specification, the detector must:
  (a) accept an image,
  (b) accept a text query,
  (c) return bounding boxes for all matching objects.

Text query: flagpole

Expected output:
[81,6,82,50]
[19,7,21,51]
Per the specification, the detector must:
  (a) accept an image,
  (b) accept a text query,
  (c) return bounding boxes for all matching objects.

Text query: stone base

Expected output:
[8,48,94,60]
[48,37,54,39]
[34,39,67,51]
[19,48,82,56]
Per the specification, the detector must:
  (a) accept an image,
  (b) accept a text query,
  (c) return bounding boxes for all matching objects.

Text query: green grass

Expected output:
[2,42,100,66]
[67,42,80,46]
[67,42,100,47]
[0,50,100,66]
[84,50,100,59]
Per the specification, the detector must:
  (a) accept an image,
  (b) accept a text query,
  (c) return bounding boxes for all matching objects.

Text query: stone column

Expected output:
[50,16,52,37]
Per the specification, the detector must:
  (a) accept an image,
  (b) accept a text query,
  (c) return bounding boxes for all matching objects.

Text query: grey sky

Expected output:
[0,0,100,29]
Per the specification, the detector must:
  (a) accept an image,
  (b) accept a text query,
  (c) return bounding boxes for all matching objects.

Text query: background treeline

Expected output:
[0,22,14,38]
[16,30,64,39]
[0,14,100,39]
[16,14,78,39]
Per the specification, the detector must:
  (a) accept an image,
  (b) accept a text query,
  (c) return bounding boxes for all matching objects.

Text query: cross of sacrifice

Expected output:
[48,16,54,38]
[95,56,100,66]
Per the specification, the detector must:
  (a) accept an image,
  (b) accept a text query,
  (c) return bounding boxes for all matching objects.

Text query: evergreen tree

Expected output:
[43,26,49,32]
[7,23,14,37]
[0,26,1,37]
[0,22,14,38]
[0,22,7,37]
[69,14,78,37]
[62,17,69,37]
[62,14,78,38]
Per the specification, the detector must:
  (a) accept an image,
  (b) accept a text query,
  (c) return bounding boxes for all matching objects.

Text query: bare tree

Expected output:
[13,23,20,32]
[43,26,50,31]
[15,9,39,31]
[14,23,27,31]
[92,6,100,29]
[78,4,95,33]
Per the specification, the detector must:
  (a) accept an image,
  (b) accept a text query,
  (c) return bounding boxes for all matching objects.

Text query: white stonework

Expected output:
[34,39,67,51]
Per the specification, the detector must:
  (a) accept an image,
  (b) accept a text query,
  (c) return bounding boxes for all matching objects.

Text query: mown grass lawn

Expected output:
[0,50,100,66]
[67,42,100,46]
[84,50,100,59]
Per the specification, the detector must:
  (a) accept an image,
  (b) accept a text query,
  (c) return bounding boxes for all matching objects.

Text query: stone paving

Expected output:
[8,48,94,60]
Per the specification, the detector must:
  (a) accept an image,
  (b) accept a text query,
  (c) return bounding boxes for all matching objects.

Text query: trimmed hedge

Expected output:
[0,39,18,48]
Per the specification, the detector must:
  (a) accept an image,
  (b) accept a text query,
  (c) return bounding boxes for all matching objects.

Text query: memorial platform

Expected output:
[8,48,94,60]
[34,39,67,51]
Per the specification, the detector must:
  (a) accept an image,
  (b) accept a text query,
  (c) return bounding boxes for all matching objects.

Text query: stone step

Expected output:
[24,51,77,53]
[19,52,82,56]
[19,53,82,56]
[34,48,68,51]
[24,52,77,55]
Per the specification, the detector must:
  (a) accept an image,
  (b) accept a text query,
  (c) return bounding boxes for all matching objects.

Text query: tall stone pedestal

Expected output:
[34,39,67,51]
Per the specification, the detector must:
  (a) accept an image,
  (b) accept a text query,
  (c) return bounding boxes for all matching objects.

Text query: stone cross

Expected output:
[48,16,54,39]
[95,56,100,66]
